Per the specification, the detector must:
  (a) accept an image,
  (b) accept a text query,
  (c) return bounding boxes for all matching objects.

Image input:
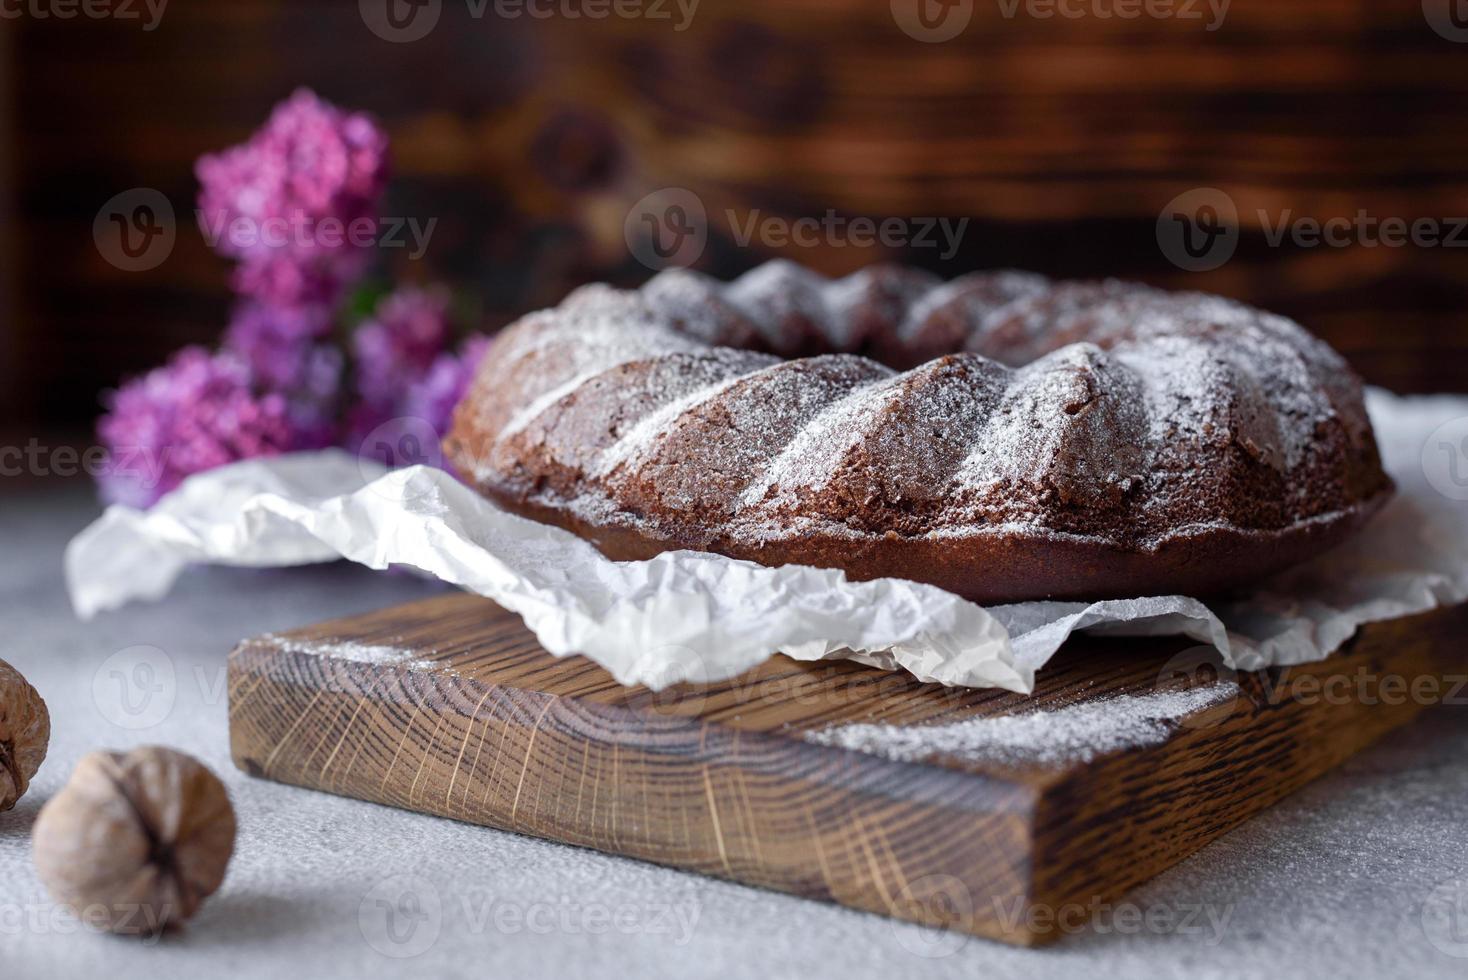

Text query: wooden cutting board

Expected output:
[227,592,1468,946]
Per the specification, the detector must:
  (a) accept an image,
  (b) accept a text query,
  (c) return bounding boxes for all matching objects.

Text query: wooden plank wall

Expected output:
[6,1,1467,430]
[1,23,15,432]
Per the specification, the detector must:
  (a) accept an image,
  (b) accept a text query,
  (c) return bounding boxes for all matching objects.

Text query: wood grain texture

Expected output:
[11,1,1468,429]
[228,592,1468,944]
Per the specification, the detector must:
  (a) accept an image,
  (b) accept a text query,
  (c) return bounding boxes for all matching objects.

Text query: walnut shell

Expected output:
[0,657,49,811]
[33,746,236,935]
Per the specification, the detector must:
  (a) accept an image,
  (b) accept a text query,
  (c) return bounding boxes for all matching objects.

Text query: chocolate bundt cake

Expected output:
[446,261,1392,603]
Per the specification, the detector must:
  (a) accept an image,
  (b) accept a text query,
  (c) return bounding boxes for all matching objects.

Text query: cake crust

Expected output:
[447,262,1393,604]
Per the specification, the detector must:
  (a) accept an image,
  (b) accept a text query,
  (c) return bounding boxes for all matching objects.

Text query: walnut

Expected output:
[33,746,236,935]
[0,657,49,812]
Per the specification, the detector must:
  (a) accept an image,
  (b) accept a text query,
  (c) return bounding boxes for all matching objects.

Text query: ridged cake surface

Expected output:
[446,261,1393,603]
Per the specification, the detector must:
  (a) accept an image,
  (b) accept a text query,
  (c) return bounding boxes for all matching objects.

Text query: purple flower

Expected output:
[229,252,370,308]
[401,333,492,438]
[223,301,332,389]
[96,347,296,508]
[222,302,344,449]
[276,343,345,451]
[196,88,390,306]
[351,286,454,413]
[349,332,490,480]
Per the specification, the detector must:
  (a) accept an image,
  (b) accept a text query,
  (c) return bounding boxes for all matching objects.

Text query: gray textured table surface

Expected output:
[2,478,1467,979]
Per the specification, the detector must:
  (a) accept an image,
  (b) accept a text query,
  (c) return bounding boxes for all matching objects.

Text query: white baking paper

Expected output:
[64,451,1025,691]
[65,389,1468,694]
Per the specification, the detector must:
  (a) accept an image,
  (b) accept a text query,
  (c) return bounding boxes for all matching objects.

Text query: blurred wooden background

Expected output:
[3,0,1467,431]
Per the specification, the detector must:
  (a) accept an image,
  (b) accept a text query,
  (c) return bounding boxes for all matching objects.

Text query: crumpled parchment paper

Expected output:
[65,389,1468,694]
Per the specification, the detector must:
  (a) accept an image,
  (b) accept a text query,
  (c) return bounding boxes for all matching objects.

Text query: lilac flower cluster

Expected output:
[346,287,488,450]
[352,287,455,420]
[224,302,344,450]
[403,333,492,436]
[196,88,390,308]
[96,90,490,508]
[96,348,294,507]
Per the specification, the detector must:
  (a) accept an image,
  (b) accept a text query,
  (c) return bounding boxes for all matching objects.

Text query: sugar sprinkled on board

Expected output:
[259,634,448,673]
[804,682,1241,767]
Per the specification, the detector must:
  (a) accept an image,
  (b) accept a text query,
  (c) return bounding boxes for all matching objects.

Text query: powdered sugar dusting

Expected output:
[953,343,1142,493]
[804,682,1240,767]
[740,369,903,507]
[901,269,1050,343]
[259,633,446,672]
[496,301,705,438]
[723,259,837,348]
[593,361,775,479]
[457,260,1373,556]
